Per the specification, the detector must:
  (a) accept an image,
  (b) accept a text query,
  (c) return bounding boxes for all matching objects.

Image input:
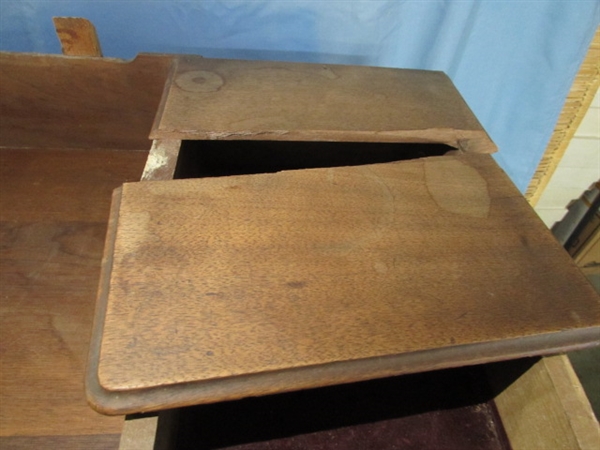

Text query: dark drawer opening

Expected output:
[174,140,454,179]
[151,362,517,450]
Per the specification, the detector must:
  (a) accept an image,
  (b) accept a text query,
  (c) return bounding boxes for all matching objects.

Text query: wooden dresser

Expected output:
[1,51,598,450]
[92,55,600,448]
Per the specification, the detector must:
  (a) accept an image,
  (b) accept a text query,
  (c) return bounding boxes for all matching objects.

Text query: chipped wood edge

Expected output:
[141,139,182,181]
[489,355,600,450]
[526,28,599,206]
[149,127,497,154]
[53,17,103,57]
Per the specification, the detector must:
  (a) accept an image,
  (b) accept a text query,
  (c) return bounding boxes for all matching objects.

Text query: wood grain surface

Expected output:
[53,17,103,57]
[489,355,600,450]
[0,52,173,150]
[91,152,600,413]
[151,56,496,153]
[0,148,147,441]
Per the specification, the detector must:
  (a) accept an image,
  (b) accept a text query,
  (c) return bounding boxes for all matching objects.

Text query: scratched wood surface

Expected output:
[91,152,600,414]
[0,52,173,150]
[150,56,496,153]
[0,148,148,447]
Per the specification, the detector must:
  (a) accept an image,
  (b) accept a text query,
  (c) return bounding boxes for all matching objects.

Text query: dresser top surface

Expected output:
[150,56,495,153]
[91,153,599,413]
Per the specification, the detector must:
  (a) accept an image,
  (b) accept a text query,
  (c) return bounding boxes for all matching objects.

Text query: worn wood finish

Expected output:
[141,139,182,181]
[53,17,103,57]
[0,52,173,150]
[489,355,600,450]
[151,56,496,153]
[118,415,159,450]
[89,152,600,414]
[0,147,148,440]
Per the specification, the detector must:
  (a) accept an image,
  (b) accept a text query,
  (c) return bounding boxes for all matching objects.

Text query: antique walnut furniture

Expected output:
[1,47,598,449]
[84,55,600,447]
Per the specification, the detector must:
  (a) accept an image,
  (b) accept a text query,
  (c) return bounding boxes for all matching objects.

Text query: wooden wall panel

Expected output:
[0,53,173,150]
[0,148,147,440]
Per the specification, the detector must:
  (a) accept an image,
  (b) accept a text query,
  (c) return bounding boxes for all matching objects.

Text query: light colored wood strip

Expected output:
[53,17,103,57]
[141,140,181,181]
[490,355,600,450]
[544,356,600,450]
[118,415,157,450]
[87,153,600,414]
[526,28,599,206]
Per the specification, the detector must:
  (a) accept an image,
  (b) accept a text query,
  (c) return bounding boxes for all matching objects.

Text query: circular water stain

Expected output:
[175,70,224,93]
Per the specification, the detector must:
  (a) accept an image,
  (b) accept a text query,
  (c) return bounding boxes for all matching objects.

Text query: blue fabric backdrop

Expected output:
[1,1,598,192]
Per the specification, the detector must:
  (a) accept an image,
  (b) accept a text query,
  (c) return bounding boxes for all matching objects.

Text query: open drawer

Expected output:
[84,56,599,448]
[111,139,599,450]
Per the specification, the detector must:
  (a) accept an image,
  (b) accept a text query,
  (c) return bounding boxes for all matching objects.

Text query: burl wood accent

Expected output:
[151,56,496,153]
[89,153,599,414]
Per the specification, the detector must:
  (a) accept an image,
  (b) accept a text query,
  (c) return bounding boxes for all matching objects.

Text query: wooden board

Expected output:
[150,56,496,153]
[0,147,148,443]
[0,52,173,150]
[489,355,600,450]
[88,152,600,414]
[53,17,103,57]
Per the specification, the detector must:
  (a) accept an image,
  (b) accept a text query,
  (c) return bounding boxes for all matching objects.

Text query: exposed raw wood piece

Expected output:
[0,52,174,150]
[119,410,179,450]
[88,153,599,414]
[0,147,147,438]
[489,355,600,450]
[151,56,496,153]
[53,17,103,57]
[118,415,158,450]
[526,28,600,206]
[141,140,181,181]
